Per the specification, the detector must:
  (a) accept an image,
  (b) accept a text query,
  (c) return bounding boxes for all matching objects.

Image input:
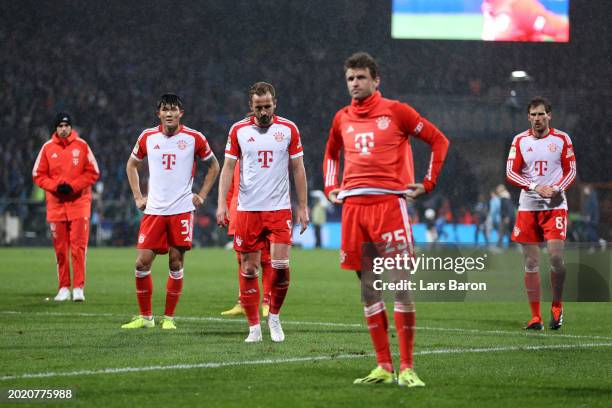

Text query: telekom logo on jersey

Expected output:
[258,150,273,168]
[355,132,374,155]
[162,153,177,170]
[534,160,548,176]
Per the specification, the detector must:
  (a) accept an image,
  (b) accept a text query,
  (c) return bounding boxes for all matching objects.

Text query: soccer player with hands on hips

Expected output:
[33,113,100,302]
[323,52,450,387]
[217,82,309,343]
[506,96,576,331]
[122,94,220,330]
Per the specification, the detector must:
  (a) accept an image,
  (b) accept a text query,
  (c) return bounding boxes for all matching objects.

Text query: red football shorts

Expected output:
[341,195,414,271]
[137,212,194,253]
[512,209,567,243]
[234,240,271,263]
[234,209,292,252]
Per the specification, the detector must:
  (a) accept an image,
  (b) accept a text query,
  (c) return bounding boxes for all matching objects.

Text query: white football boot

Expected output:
[268,313,285,342]
[72,287,85,302]
[54,287,71,302]
[244,324,263,343]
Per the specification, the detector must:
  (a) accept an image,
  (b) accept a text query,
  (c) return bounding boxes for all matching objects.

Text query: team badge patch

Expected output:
[548,143,558,152]
[566,147,574,158]
[513,226,521,237]
[177,140,187,150]
[138,233,145,244]
[508,146,516,159]
[376,116,391,130]
[274,132,284,142]
[72,149,81,157]
[235,236,243,247]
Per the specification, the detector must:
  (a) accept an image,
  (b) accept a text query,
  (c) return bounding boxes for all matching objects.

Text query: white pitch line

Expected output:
[2,310,611,340]
[1,342,611,381]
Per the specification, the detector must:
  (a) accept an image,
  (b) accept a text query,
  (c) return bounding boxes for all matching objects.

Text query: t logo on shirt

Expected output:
[258,150,273,168]
[162,153,177,170]
[534,160,548,176]
[355,132,374,155]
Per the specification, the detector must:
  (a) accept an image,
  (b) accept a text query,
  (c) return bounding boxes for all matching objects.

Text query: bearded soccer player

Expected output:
[506,96,576,331]
[481,0,569,42]
[323,52,449,387]
[33,113,100,302]
[220,162,274,318]
[122,94,220,330]
[217,82,308,343]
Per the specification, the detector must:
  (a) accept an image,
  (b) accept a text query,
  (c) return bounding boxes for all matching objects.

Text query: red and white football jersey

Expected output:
[506,128,576,211]
[131,125,214,215]
[225,115,303,211]
[323,91,449,199]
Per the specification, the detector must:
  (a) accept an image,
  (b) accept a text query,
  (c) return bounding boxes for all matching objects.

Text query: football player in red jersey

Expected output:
[506,97,576,330]
[323,53,450,387]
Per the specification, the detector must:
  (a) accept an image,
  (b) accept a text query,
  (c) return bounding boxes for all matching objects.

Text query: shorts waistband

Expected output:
[343,194,403,205]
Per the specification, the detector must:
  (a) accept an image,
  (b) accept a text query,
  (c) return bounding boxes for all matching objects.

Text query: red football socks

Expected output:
[394,303,416,371]
[164,269,184,317]
[524,270,541,319]
[550,268,565,308]
[261,257,273,305]
[135,271,153,318]
[239,271,260,326]
[270,261,290,314]
[364,302,393,373]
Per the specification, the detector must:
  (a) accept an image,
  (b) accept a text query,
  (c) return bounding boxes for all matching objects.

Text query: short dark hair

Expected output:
[157,93,183,110]
[527,96,551,113]
[248,82,276,101]
[344,52,380,79]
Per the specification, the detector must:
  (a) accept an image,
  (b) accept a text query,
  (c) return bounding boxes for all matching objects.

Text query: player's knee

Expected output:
[241,264,259,279]
[169,259,183,271]
[135,259,152,271]
[549,254,564,270]
[524,256,539,271]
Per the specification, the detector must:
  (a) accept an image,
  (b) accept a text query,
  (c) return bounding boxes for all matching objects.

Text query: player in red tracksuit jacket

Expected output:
[32,113,100,302]
[323,52,449,387]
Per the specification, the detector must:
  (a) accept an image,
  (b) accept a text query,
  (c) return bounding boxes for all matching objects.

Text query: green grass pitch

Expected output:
[0,247,610,407]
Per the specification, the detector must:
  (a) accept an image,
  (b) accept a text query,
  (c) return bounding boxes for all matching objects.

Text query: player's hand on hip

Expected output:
[296,206,309,235]
[192,194,204,208]
[327,189,343,204]
[406,183,427,200]
[216,205,229,227]
[135,196,147,211]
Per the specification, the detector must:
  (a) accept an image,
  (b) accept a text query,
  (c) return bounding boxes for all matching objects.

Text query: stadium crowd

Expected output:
[0,0,609,243]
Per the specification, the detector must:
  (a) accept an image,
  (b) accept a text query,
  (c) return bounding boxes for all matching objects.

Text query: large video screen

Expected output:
[392,0,570,42]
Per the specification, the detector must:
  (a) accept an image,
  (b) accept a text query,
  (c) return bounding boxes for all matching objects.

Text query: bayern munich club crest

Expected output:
[274,132,284,142]
[376,116,391,130]
[177,140,187,150]
[548,143,558,152]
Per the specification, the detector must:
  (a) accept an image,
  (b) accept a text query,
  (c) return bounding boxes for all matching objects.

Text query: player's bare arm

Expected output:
[194,154,220,208]
[291,155,309,234]
[126,156,147,211]
[216,157,237,226]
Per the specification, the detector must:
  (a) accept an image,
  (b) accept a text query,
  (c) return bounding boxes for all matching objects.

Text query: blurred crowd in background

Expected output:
[0,0,609,246]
